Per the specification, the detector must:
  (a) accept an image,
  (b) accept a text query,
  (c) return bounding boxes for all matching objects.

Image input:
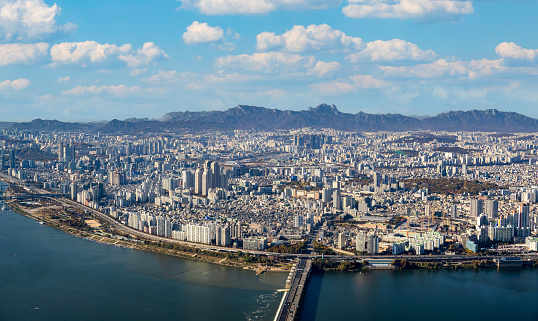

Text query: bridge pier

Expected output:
[274,258,312,321]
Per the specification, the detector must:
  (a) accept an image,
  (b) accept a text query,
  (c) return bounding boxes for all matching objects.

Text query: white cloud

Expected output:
[178,0,341,15]
[343,0,473,21]
[381,58,505,79]
[119,42,169,67]
[183,21,224,44]
[62,84,143,96]
[312,61,340,77]
[217,52,315,73]
[350,74,388,88]
[143,70,178,83]
[51,41,132,66]
[0,42,49,66]
[256,24,363,52]
[310,81,355,95]
[310,74,388,94]
[58,76,70,83]
[347,39,436,62]
[50,41,168,68]
[0,0,76,41]
[205,72,262,83]
[0,78,30,90]
[217,52,341,78]
[495,42,538,62]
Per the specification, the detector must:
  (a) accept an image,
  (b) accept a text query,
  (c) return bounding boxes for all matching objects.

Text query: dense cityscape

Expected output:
[2,128,537,259]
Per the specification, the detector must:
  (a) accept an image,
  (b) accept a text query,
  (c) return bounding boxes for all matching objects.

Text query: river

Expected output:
[0,181,286,321]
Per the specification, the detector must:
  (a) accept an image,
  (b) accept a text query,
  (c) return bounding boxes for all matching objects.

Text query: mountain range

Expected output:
[6,104,538,133]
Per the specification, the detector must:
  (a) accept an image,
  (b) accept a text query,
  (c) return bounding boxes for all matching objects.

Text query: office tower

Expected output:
[332,189,341,209]
[338,233,345,250]
[194,168,203,194]
[356,232,366,252]
[58,142,75,162]
[373,173,380,187]
[470,199,483,218]
[9,150,16,168]
[367,234,379,255]
[210,161,220,189]
[164,218,172,238]
[484,200,498,219]
[109,171,125,186]
[516,205,529,229]
[294,135,304,147]
[156,217,165,237]
[182,170,194,189]
[58,142,64,162]
[293,215,304,228]
[425,205,431,216]
[221,227,231,246]
[215,226,222,246]
[450,205,457,218]
[321,188,331,203]
[201,168,211,196]
[162,178,177,191]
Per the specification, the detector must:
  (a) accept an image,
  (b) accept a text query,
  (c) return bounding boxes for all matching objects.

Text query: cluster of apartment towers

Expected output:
[175,161,228,196]
[472,199,531,243]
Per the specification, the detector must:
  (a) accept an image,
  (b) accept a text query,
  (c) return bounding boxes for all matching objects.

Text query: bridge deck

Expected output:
[274,258,312,321]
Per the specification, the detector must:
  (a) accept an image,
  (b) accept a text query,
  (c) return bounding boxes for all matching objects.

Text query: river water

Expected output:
[0,181,286,321]
[2,181,538,321]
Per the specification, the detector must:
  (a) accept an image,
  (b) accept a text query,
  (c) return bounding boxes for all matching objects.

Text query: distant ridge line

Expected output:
[7,104,538,133]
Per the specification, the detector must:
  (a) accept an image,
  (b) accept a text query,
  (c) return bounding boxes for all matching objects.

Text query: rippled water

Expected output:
[0,181,286,321]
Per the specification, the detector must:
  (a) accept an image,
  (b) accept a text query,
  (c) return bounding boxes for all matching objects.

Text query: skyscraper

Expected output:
[194,167,203,194]
[484,200,498,219]
[516,205,529,229]
[470,199,483,218]
[356,232,366,252]
[338,233,345,250]
[9,150,16,168]
[367,234,379,255]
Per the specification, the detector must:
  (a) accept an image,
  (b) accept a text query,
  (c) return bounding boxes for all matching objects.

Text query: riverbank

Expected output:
[3,180,537,273]
[5,196,291,274]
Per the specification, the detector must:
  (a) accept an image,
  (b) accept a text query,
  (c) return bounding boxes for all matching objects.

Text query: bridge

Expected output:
[274,258,312,321]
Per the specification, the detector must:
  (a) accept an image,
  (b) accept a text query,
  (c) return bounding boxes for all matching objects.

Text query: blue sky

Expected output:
[1,0,538,121]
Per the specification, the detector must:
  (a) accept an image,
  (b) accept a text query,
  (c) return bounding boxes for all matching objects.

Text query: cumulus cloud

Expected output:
[143,70,178,83]
[347,39,437,62]
[217,52,315,73]
[310,81,355,95]
[256,24,363,52]
[50,41,168,68]
[350,74,388,88]
[0,0,76,41]
[216,51,338,77]
[119,42,169,67]
[0,78,30,90]
[178,0,341,15]
[312,61,341,77]
[62,84,143,96]
[342,0,473,21]
[0,42,49,66]
[381,58,505,79]
[310,74,388,94]
[57,76,70,83]
[495,42,538,62]
[183,21,224,44]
